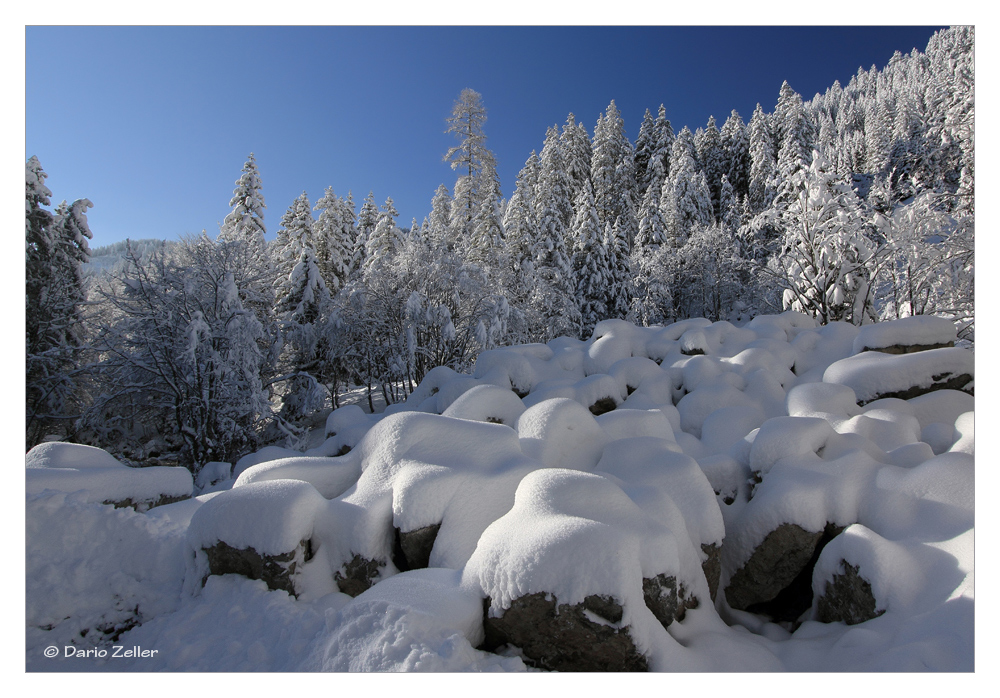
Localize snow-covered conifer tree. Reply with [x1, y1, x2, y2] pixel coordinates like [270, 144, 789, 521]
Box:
[560, 113, 593, 205]
[352, 191, 379, 276]
[591, 101, 637, 246]
[363, 196, 401, 278]
[26, 157, 93, 448]
[570, 179, 608, 337]
[444, 88, 498, 247]
[428, 184, 453, 251]
[748, 104, 778, 215]
[721, 109, 749, 199]
[312, 187, 354, 295]
[272, 192, 315, 285]
[219, 153, 267, 262]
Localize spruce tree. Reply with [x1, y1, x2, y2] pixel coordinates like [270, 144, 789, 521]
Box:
[721, 109, 749, 199]
[747, 104, 777, 214]
[312, 187, 354, 294]
[220, 153, 267, 261]
[26, 158, 93, 448]
[570, 179, 608, 337]
[560, 113, 593, 204]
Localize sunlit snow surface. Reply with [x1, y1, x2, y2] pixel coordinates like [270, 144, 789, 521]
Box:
[26, 313, 973, 672]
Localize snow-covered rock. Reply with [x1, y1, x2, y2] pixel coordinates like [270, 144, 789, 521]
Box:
[26, 442, 193, 510]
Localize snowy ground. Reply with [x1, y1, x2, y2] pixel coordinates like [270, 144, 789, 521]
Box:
[25, 313, 979, 675]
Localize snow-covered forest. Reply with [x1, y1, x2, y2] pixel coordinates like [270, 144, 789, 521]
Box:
[26, 27, 972, 467]
[26, 26, 974, 673]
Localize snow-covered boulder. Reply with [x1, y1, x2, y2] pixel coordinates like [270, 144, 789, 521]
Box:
[26, 442, 193, 511]
[465, 469, 707, 671]
[340, 412, 539, 575]
[441, 383, 526, 426]
[187, 479, 345, 599]
[823, 347, 973, 405]
[851, 315, 957, 355]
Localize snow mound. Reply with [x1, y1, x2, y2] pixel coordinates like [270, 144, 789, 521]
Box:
[26, 312, 975, 672]
[234, 455, 362, 498]
[188, 479, 330, 556]
[516, 397, 608, 471]
[823, 347, 973, 404]
[464, 468, 687, 625]
[341, 411, 538, 570]
[852, 315, 957, 353]
[441, 383, 526, 426]
[25, 441, 193, 507]
[26, 441, 123, 469]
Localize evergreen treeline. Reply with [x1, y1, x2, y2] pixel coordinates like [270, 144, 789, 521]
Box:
[25, 27, 974, 471]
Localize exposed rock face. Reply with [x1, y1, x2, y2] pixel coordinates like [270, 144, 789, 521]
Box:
[817, 561, 885, 625]
[334, 554, 384, 597]
[481, 592, 648, 672]
[701, 542, 722, 602]
[392, 523, 441, 571]
[726, 522, 845, 623]
[105, 493, 190, 512]
[860, 372, 973, 404]
[588, 397, 618, 416]
[642, 574, 698, 628]
[859, 341, 954, 355]
[203, 539, 312, 596]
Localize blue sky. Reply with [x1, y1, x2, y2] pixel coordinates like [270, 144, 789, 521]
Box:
[26, 25, 945, 249]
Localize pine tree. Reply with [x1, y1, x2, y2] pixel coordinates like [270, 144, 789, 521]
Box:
[662, 133, 714, 243]
[428, 183, 453, 251]
[274, 245, 331, 427]
[220, 153, 267, 261]
[352, 191, 379, 276]
[502, 153, 542, 313]
[720, 109, 749, 199]
[748, 104, 777, 214]
[605, 217, 633, 321]
[312, 187, 354, 295]
[26, 157, 93, 448]
[538, 125, 574, 230]
[696, 115, 726, 217]
[273, 192, 315, 284]
[775, 82, 814, 179]
[647, 105, 675, 194]
[470, 175, 505, 269]
[363, 196, 401, 278]
[633, 108, 657, 195]
[560, 113, 593, 204]
[532, 181, 580, 340]
[570, 179, 608, 337]
[632, 182, 670, 326]
[591, 100, 637, 247]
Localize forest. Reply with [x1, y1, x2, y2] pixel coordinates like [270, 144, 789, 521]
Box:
[25, 26, 973, 473]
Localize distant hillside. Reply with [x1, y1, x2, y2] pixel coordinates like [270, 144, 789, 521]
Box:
[85, 239, 173, 277]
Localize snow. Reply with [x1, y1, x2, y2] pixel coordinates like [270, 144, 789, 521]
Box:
[26, 313, 975, 672]
[234, 455, 361, 499]
[823, 347, 974, 404]
[441, 383, 526, 426]
[516, 397, 608, 471]
[851, 314, 957, 353]
[463, 468, 687, 615]
[25, 441, 193, 505]
[187, 479, 330, 555]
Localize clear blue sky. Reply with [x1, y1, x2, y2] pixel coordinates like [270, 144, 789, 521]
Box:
[26, 26, 945, 249]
